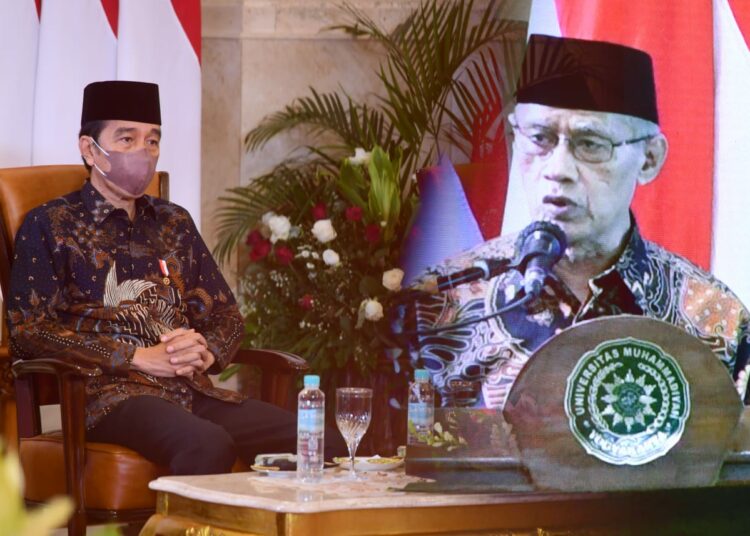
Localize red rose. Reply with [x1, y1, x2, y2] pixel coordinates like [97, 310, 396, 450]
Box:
[345, 206, 363, 222]
[245, 229, 264, 246]
[275, 245, 294, 265]
[364, 223, 381, 243]
[249, 239, 271, 261]
[298, 294, 314, 310]
[311, 203, 327, 221]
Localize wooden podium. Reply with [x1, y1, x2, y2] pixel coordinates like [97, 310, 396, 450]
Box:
[406, 316, 750, 493]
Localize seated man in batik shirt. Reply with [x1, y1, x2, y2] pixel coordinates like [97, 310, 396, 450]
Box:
[8, 81, 342, 474]
[412, 35, 750, 409]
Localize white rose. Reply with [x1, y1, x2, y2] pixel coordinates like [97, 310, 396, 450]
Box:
[260, 211, 276, 238]
[349, 147, 371, 166]
[363, 299, 384, 321]
[322, 249, 340, 266]
[267, 215, 291, 243]
[382, 268, 404, 292]
[261, 211, 276, 226]
[312, 219, 337, 243]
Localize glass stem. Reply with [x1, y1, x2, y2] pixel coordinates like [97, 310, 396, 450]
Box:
[348, 440, 358, 479]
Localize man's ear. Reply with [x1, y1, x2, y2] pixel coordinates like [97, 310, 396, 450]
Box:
[637, 134, 668, 186]
[79, 136, 95, 167]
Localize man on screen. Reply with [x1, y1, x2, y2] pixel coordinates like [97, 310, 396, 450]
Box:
[8, 81, 343, 474]
[412, 34, 750, 408]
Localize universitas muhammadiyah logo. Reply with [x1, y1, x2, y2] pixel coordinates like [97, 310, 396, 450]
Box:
[564, 338, 690, 466]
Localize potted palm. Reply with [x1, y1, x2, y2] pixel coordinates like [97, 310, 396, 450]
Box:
[213, 0, 526, 453]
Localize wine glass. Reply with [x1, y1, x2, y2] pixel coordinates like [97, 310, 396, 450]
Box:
[335, 387, 373, 480]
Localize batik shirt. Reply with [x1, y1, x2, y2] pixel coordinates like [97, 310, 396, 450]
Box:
[413, 224, 750, 408]
[8, 180, 245, 429]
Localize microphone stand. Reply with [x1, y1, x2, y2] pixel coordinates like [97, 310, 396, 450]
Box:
[381, 264, 541, 410]
[404, 291, 535, 337]
[389, 258, 536, 339]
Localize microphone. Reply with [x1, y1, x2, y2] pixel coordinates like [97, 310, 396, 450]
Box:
[514, 221, 567, 297]
[434, 258, 511, 292]
[408, 221, 566, 295]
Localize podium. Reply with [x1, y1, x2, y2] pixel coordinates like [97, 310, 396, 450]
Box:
[406, 316, 750, 492]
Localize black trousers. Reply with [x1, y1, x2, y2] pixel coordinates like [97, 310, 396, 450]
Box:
[87, 393, 347, 475]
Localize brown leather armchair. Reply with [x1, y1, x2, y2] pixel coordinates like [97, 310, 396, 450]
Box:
[0, 165, 308, 536]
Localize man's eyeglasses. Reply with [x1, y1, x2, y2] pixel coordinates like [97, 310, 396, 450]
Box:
[511, 124, 654, 164]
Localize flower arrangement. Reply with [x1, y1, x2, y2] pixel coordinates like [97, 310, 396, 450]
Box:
[214, 1, 526, 379]
[223, 146, 417, 376]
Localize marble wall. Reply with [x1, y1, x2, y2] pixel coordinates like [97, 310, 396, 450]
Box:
[200, 0, 530, 282]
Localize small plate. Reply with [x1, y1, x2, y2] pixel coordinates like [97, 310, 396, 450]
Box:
[332, 455, 404, 471]
[251, 461, 338, 475]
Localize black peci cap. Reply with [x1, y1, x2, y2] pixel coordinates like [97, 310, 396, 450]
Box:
[81, 81, 161, 126]
[516, 34, 659, 124]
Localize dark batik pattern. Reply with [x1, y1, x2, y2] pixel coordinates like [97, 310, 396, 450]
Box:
[413, 223, 750, 408]
[8, 180, 245, 429]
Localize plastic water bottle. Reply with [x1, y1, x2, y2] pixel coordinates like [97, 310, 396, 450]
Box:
[407, 369, 435, 446]
[297, 374, 325, 481]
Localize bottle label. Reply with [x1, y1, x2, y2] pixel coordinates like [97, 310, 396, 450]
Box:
[408, 402, 434, 427]
[298, 408, 324, 433]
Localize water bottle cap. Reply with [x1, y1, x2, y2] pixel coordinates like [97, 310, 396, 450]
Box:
[415, 369, 430, 382]
[303, 375, 320, 388]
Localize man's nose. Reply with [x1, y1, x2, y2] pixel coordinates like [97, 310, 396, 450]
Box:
[542, 138, 578, 182]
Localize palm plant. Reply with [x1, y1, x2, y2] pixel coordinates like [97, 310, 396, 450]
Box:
[214, 0, 526, 265]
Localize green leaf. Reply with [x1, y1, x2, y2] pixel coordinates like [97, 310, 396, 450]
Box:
[337, 160, 368, 208]
[218, 363, 243, 382]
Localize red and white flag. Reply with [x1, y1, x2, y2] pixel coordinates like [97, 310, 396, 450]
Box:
[501, 0, 750, 307]
[0, 1, 40, 167]
[31, 0, 118, 165]
[117, 0, 202, 227]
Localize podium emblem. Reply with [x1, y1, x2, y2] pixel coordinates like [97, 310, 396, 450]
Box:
[564, 337, 690, 465]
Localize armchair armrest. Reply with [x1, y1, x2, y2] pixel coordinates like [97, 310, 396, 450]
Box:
[13, 357, 98, 450]
[12, 356, 97, 531]
[232, 348, 309, 373]
[12, 357, 103, 379]
[231, 349, 308, 411]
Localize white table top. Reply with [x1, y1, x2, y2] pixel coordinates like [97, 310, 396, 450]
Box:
[149, 469, 550, 514]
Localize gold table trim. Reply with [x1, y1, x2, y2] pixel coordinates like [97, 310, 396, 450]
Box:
[140, 490, 626, 536]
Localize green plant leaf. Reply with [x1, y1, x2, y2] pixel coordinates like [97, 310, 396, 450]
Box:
[337, 160, 368, 208]
[218, 363, 243, 382]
